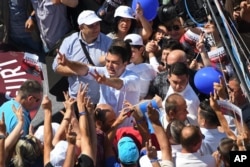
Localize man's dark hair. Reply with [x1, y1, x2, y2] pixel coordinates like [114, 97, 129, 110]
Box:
[168, 62, 189, 76]
[166, 120, 185, 144]
[161, 38, 184, 51]
[108, 39, 132, 62]
[199, 100, 220, 126]
[18, 80, 43, 99]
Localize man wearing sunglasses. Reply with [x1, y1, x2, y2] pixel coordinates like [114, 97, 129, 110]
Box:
[0, 79, 43, 136]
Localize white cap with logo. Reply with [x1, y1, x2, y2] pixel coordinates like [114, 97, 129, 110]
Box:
[124, 34, 143, 46]
[114, 5, 135, 19]
[77, 10, 102, 25]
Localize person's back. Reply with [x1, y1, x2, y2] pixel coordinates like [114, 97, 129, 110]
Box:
[197, 100, 227, 155]
[175, 125, 216, 167]
[30, 0, 77, 51]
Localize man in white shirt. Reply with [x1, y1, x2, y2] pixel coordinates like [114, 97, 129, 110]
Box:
[163, 62, 200, 122]
[176, 125, 216, 167]
[55, 39, 140, 127]
[197, 100, 227, 155]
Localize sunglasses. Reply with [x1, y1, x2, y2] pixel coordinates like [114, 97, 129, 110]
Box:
[166, 25, 181, 31]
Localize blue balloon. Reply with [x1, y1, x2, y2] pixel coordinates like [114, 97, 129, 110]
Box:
[194, 67, 222, 95]
[132, 0, 159, 21]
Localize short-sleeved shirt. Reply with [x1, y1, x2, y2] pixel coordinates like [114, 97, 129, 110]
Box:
[52, 32, 112, 104]
[0, 99, 31, 135]
[30, 0, 72, 50]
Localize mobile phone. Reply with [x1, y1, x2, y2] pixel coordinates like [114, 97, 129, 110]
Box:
[124, 108, 134, 117]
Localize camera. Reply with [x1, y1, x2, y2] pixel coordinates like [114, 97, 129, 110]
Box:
[157, 0, 208, 26]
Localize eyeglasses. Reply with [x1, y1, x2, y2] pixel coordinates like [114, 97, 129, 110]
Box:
[166, 25, 181, 31]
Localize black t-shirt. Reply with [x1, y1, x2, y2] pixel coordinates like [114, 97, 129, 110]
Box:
[75, 154, 94, 167]
[45, 154, 94, 167]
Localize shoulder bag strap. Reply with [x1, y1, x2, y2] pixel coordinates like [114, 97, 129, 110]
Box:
[79, 38, 95, 66]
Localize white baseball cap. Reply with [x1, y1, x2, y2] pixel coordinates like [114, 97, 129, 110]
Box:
[34, 122, 60, 143]
[124, 34, 143, 46]
[50, 140, 68, 167]
[77, 10, 102, 25]
[114, 5, 135, 19]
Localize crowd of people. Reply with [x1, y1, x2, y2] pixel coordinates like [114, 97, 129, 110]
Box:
[1, 0, 250, 167]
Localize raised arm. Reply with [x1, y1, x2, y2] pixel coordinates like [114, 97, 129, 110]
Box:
[63, 124, 77, 167]
[0, 113, 6, 167]
[89, 69, 124, 90]
[4, 106, 24, 161]
[42, 95, 53, 165]
[147, 102, 172, 163]
[123, 100, 150, 147]
[77, 84, 96, 164]
[209, 92, 237, 140]
[52, 91, 76, 146]
[135, 3, 153, 41]
[146, 139, 161, 167]
[55, 50, 89, 76]
[195, 32, 212, 67]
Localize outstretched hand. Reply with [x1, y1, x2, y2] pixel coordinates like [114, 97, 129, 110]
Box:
[240, 1, 250, 23]
[146, 139, 157, 160]
[76, 83, 89, 112]
[147, 102, 159, 124]
[41, 95, 52, 111]
[209, 91, 220, 112]
[135, 2, 144, 19]
[12, 105, 24, 123]
[63, 91, 76, 111]
[57, 49, 69, 66]
[213, 76, 227, 100]
[89, 69, 106, 84]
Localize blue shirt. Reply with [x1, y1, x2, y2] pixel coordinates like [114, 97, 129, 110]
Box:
[0, 99, 31, 135]
[52, 32, 112, 104]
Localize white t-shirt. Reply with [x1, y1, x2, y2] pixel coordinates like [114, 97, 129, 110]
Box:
[127, 63, 156, 98]
[175, 152, 216, 167]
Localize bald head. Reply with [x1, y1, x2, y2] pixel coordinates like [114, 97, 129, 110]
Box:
[167, 49, 187, 65]
[180, 125, 203, 152]
[96, 104, 114, 111]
